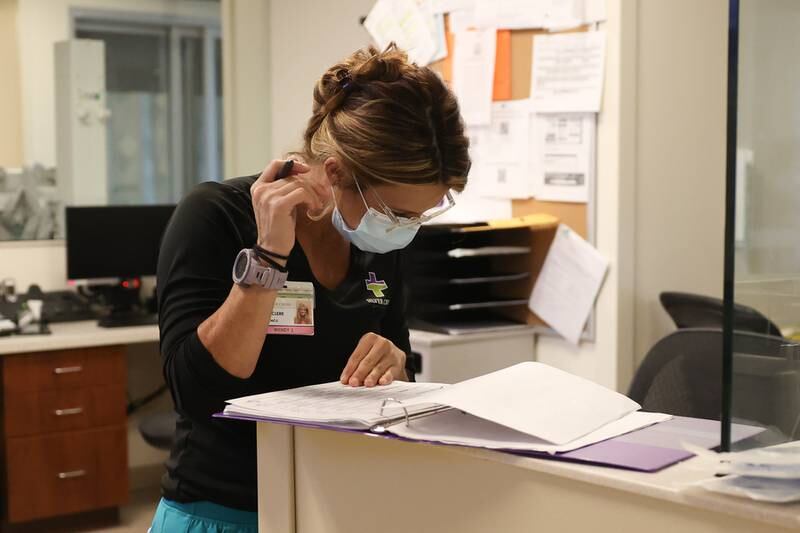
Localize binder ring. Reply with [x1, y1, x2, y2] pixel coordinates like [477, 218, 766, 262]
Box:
[380, 397, 411, 426]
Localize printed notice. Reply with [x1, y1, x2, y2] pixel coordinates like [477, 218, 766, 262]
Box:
[530, 31, 607, 112]
[528, 225, 608, 344]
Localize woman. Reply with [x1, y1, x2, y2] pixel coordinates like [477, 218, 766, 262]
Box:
[294, 301, 312, 325]
[150, 44, 470, 532]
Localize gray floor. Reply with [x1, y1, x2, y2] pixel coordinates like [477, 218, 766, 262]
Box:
[87, 486, 161, 532]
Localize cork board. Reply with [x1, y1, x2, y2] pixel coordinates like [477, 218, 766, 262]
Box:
[431, 22, 592, 239]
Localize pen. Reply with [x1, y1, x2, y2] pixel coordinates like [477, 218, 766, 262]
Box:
[275, 159, 295, 180]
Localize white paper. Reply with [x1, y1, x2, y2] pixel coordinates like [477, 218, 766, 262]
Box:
[584, 0, 607, 23]
[448, 7, 476, 33]
[225, 381, 445, 428]
[430, 0, 474, 14]
[528, 225, 609, 344]
[700, 476, 800, 504]
[390, 409, 670, 453]
[417, 0, 448, 62]
[542, 0, 585, 30]
[531, 112, 595, 202]
[530, 31, 607, 112]
[408, 362, 640, 445]
[469, 100, 536, 199]
[473, 0, 545, 30]
[429, 188, 512, 224]
[452, 28, 496, 125]
[364, 0, 438, 66]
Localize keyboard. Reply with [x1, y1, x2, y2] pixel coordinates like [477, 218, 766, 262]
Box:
[41, 291, 100, 323]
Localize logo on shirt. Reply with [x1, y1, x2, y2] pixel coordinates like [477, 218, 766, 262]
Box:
[365, 272, 390, 305]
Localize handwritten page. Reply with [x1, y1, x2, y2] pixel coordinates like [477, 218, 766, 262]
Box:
[530, 31, 607, 112]
[225, 381, 445, 428]
[528, 225, 608, 344]
[452, 27, 497, 125]
[531, 113, 595, 202]
[364, 0, 438, 66]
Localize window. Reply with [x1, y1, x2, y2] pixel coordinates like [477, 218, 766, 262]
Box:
[75, 16, 222, 205]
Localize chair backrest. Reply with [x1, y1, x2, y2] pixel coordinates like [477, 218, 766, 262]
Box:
[659, 291, 783, 338]
[628, 328, 791, 419]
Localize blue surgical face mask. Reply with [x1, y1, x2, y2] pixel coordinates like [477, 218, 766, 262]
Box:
[330, 186, 420, 254]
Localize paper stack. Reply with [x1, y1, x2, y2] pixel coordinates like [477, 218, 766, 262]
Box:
[692, 441, 800, 503]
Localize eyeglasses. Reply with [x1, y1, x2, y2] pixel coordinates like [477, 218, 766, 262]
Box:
[351, 175, 456, 232]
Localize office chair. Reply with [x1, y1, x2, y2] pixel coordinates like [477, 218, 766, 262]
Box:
[659, 291, 783, 338]
[138, 410, 178, 450]
[628, 328, 791, 419]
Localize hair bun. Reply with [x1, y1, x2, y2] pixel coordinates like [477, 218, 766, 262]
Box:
[351, 44, 409, 84]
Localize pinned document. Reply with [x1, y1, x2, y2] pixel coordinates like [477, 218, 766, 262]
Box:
[364, 0, 438, 65]
[530, 31, 607, 113]
[473, 0, 545, 30]
[452, 28, 497, 125]
[528, 225, 608, 344]
[470, 100, 535, 199]
[531, 113, 595, 203]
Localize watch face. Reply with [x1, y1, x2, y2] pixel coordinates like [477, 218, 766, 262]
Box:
[234, 250, 249, 280]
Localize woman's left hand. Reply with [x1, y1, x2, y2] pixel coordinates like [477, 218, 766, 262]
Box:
[340, 332, 408, 387]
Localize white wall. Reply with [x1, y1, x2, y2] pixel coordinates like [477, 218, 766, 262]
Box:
[631, 0, 728, 365]
[0, 0, 23, 167]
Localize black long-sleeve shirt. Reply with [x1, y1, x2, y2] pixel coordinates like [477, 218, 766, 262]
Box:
[156, 175, 413, 511]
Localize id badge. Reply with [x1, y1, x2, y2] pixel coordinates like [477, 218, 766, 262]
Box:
[268, 281, 315, 336]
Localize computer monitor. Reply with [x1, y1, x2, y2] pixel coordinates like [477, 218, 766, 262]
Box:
[66, 205, 175, 284]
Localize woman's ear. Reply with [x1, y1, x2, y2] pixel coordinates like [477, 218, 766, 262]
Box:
[322, 157, 344, 187]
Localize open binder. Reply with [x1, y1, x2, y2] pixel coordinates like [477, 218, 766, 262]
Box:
[220, 362, 670, 455]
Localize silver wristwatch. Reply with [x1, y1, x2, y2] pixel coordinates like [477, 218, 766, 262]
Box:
[232, 248, 288, 289]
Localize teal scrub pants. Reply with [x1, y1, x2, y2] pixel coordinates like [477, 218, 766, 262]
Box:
[149, 497, 258, 533]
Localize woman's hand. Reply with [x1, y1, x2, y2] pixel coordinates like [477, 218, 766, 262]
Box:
[250, 159, 322, 257]
[340, 332, 408, 387]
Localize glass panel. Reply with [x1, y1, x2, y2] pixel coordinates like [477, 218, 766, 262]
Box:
[215, 37, 224, 180]
[76, 28, 172, 205]
[727, 0, 800, 451]
[180, 34, 206, 192]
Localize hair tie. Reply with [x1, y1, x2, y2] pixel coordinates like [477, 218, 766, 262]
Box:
[337, 71, 356, 95]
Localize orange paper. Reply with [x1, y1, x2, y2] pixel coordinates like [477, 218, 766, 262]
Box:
[442, 28, 454, 84]
[493, 30, 512, 101]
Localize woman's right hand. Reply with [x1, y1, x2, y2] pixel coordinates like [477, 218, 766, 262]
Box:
[250, 159, 321, 258]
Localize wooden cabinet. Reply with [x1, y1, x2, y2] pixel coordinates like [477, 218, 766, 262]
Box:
[1, 346, 129, 524]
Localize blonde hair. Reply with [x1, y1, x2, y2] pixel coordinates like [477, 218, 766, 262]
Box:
[302, 44, 470, 192]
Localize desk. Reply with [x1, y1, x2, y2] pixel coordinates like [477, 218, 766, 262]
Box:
[0, 321, 159, 526]
[256, 422, 800, 533]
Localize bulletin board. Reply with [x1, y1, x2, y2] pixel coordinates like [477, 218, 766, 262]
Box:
[430, 21, 593, 240]
[429, 21, 598, 334]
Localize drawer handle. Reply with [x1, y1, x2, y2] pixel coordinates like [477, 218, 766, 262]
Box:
[57, 469, 87, 480]
[53, 365, 83, 375]
[53, 407, 84, 416]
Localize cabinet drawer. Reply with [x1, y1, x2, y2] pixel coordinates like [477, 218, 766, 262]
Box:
[5, 425, 129, 523]
[2, 346, 126, 393]
[4, 384, 126, 437]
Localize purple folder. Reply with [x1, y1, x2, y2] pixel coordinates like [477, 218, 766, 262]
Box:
[214, 411, 763, 473]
